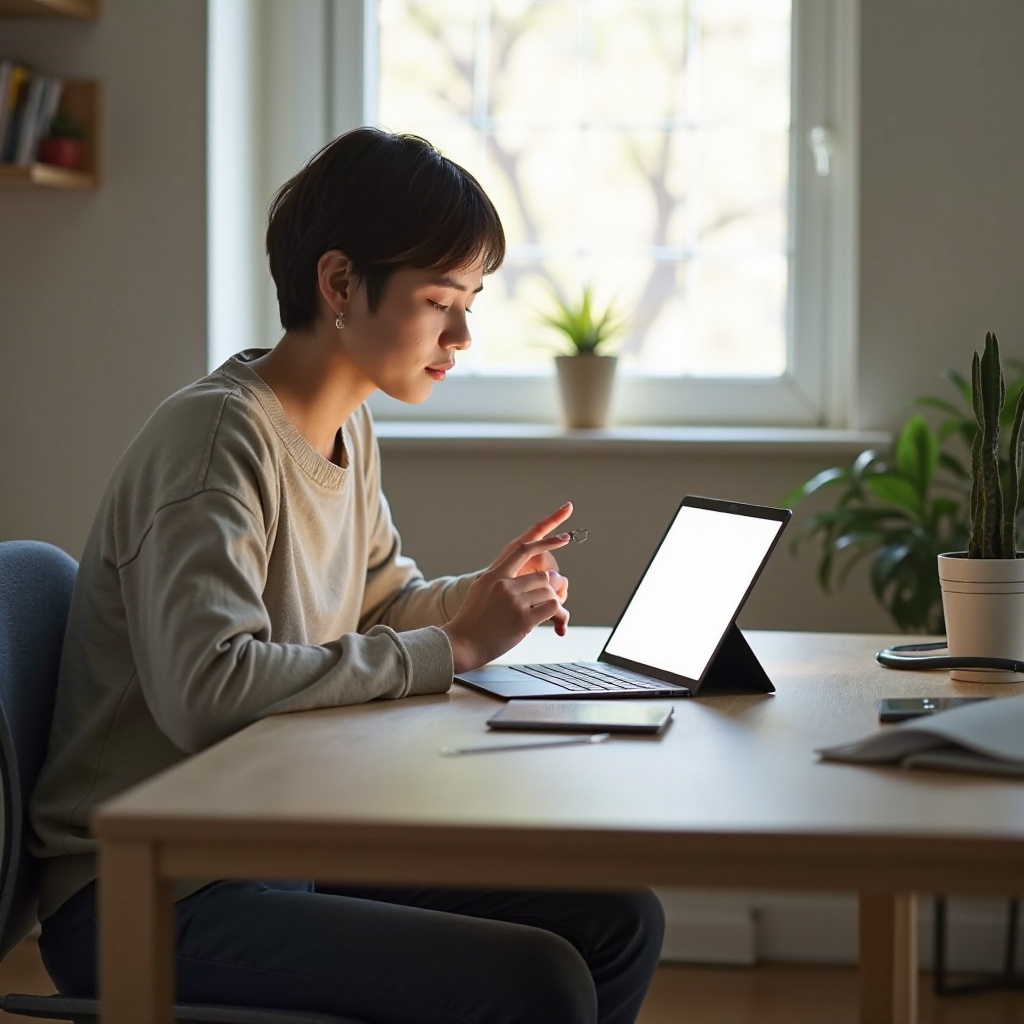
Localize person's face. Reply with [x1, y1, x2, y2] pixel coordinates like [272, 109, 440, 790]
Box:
[341, 257, 484, 404]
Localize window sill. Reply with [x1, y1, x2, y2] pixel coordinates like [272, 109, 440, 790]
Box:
[374, 422, 891, 458]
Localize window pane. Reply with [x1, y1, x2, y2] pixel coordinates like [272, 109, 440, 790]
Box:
[376, 0, 792, 379]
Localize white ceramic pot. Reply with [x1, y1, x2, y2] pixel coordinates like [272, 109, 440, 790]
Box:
[937, 552, 1024, 682]
[554, 354, 618, 429]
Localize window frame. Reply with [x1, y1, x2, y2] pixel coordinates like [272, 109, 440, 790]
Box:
[210, 0, 859, 428]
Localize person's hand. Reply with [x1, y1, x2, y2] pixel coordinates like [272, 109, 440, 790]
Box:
[488, 500, 573, 622]
[442, 504, 575, 673]
[514, 502, 572, 606]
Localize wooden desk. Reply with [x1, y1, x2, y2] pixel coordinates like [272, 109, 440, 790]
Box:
[94, 629, 1024, 1024]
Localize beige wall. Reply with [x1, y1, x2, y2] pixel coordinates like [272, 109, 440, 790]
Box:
[377, 438, 892, 631]
[2, 0, 1022, 636]
[0, 1, 207, 548]
[858, 0, 1024, 429]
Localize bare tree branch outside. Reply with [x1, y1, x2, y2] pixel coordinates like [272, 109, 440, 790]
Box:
[376, 0, 791, 378]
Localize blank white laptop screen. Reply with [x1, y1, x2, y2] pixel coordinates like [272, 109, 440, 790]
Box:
[603, 504, 786, 681]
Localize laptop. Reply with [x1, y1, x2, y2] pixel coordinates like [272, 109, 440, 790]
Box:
[455, 495, 792, 700]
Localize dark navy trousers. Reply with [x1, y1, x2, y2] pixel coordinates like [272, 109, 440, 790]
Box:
[39, 879, 665, 1023]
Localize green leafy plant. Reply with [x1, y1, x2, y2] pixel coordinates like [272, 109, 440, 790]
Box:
[45, 110, 85, 141]
[785, 333, 1024, 633]
[539, 284, 625, 356]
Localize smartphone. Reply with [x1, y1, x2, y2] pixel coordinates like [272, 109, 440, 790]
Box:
[877, 697, 992, 723]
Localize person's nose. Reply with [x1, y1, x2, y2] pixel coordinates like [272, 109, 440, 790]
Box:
[443, 310, 472, 351]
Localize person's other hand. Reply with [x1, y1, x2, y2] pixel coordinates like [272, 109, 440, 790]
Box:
[441, 504, 574, 673]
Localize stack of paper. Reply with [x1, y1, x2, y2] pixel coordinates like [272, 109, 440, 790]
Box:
[818, 695, 1024, 777]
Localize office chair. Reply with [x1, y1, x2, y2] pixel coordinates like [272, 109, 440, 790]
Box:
[0, 540, 370, 1024]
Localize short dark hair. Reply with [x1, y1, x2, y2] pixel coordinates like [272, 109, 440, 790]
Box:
[266, 128, 506, 331]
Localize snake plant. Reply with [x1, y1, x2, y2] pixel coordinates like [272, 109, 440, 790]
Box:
[785, 333, 1024, 632]
[968, 332, 1024, 558]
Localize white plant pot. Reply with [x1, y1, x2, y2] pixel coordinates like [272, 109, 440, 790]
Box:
[938, 552, 1024, 682]
[554, 354, 618, 429]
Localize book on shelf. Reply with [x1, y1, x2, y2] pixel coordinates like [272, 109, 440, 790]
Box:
[0, 63, 64, 167]
[0, 59, 32, 162]
[0, 63, 11, 151]
[11, 75, 45, 164]
[817, 693, 1024, 778]
[24, 76, 63, 164]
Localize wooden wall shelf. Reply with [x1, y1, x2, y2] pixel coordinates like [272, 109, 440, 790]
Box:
[0, 80, 100, 189]
[0, 0, 98, 19]
[0, 160, 94, 187]
[0, 0, 101, 188]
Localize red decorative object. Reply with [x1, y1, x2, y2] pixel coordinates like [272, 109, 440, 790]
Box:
[38, 137, 83, 171]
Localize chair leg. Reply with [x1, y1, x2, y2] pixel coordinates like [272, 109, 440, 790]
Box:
[1004, 899, 1020, 977]
[933, 896, 949, 995]
[934, 895, 1024, 996]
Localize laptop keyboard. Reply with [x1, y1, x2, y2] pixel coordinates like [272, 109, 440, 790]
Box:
[511, 662, 673, 693]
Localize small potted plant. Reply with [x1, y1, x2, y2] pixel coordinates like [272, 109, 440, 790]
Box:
[539, 283, 625, 429]
[938, 332, 1024, 681]
[37, 110, 86, 171]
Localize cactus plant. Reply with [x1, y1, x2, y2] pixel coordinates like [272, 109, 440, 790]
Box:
[968, 333, 1024, 558]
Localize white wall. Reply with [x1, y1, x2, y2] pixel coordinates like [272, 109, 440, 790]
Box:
[2, 0, 1023, 634]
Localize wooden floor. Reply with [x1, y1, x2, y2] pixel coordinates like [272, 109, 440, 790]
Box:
[641, 963, 1024, 1023]
[3, 937, 1024, 1023]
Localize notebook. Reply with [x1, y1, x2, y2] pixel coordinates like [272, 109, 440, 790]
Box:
[455, 495, 792, 700]
[817, 694, 1024, 778]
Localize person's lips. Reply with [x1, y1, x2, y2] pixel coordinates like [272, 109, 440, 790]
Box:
[426, 362, 454, 381]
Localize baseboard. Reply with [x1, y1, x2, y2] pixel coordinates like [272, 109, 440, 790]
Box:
[656, 889, 1022, 972]
[655, 890, 756, 965]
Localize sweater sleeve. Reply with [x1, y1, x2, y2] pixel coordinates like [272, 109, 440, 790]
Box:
[358, 487, 480, 632]
[119, 487, 453, 754]
[354, 414, 480, 631]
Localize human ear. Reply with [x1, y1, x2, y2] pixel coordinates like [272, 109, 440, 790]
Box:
[316, 250, 354, 311]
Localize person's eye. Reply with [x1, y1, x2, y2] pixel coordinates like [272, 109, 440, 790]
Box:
[429, 300, 449, 312]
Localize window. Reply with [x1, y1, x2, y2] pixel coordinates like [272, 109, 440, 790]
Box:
[209, 0, 857, 427]
[377, 0, 791, 383]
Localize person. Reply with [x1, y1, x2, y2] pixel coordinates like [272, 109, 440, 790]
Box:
[29, 127, 664, 1024]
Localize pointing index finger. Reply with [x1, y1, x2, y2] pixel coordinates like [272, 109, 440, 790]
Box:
[494, 533, 572, 579]
[521, 502, 574, 544]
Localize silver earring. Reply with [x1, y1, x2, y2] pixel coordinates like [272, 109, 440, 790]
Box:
[335, 311, 346, 330]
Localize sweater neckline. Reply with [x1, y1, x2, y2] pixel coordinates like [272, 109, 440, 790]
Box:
[221, 350, 350, 489]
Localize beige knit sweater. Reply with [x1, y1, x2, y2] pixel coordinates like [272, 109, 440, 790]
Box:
[30, 352, 474, 920]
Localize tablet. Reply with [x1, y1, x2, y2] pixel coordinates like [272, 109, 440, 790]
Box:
[487, 700, 674, 734]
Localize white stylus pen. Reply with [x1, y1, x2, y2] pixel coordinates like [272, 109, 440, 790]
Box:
[440, 732, 611, 756]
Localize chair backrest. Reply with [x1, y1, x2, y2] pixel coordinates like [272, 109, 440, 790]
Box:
[0, 540, 77, 959]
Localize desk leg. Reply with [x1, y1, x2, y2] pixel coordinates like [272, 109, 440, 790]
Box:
[99, 839, 174, 1024]
[858, 892, 918, 1024]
